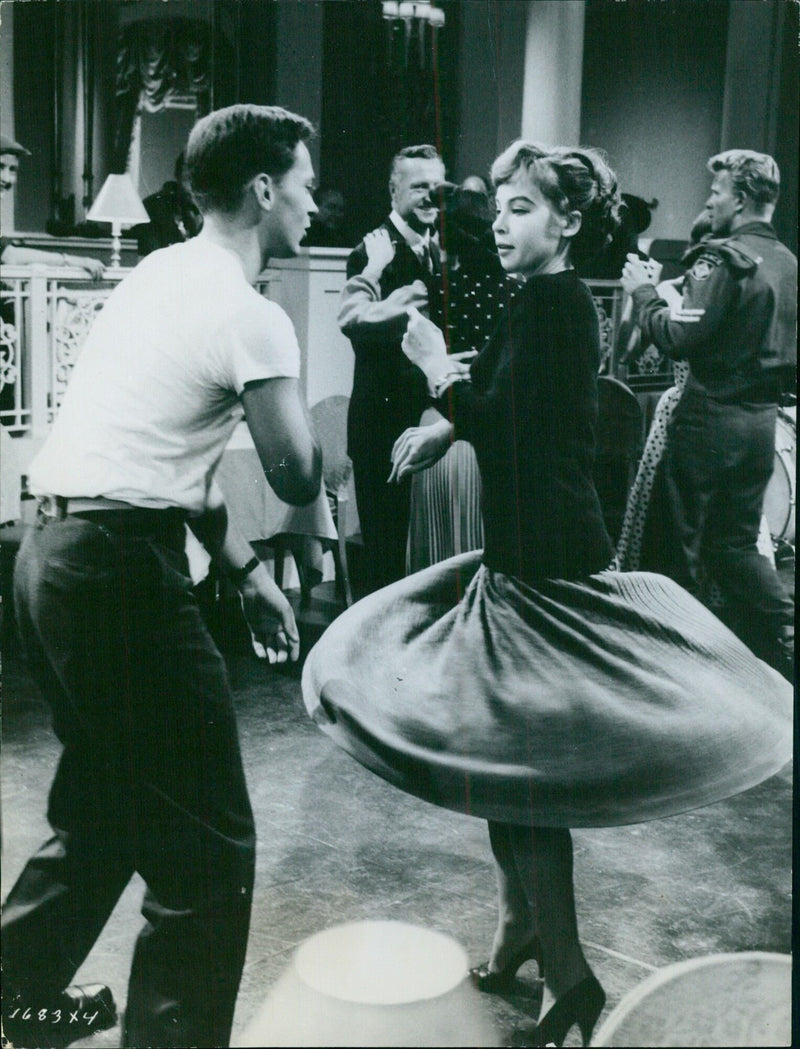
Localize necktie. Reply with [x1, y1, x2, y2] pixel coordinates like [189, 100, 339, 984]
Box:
[419, 238, 441, 277]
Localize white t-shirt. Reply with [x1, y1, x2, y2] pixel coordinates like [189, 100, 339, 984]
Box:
[30, 237, 301, 511]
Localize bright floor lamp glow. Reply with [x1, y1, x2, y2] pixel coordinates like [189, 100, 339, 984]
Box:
[86, 174, 149, 269]
[235, 920, 500, 1047]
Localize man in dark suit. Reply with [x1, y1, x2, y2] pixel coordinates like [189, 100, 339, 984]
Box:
[340, 145, 446, 592]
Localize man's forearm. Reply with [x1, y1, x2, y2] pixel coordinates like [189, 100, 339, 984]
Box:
[338, 274, 413, 338]
[187, 483, 259, 576]
[632, 284, 699, 360]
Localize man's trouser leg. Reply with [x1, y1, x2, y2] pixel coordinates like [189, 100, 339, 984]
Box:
[701, 401, 794, 661]
[351, 448, 412, 592]
[4, 513, 256, 1048]
[661, 388, 718, 594]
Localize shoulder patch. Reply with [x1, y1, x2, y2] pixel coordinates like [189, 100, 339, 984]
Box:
[689, 254, 721, 281]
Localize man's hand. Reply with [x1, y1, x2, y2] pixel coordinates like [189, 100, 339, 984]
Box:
[389, 417, 453, 482]
[620, 253, 662, 294]
[239, 563, 300, 663]
[384, 280, 429, 314]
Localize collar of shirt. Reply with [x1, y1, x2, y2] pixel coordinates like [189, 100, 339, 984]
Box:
[730, 220, 778, 241]
[389, 210, 439, 258]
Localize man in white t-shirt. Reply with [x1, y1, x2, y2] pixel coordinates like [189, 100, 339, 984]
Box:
[2, 105, 322, 1049]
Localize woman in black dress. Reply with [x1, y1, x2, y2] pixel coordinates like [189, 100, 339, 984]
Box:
[303, 143, 791, 1046]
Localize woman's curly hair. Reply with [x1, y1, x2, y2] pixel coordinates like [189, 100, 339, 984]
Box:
[491, 141, 622, 268]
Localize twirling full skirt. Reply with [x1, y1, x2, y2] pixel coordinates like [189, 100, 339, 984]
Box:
[302, 552, 792, 828]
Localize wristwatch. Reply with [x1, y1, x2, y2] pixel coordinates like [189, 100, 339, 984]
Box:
[229, 555, 261, 587]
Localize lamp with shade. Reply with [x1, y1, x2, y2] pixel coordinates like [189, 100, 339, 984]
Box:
[235, 920, 500, 1047]
[86, 174, 150, 269]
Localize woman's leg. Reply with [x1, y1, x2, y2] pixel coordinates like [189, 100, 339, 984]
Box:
[486, 821, 538, 970]
[507, 827, 606, 1045]
[510, 826, 592, 1014]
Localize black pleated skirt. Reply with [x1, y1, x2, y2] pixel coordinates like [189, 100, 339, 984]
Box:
[302, 553, 792, 828]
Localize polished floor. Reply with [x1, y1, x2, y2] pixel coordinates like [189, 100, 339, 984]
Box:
[1, 584, 794, 1048]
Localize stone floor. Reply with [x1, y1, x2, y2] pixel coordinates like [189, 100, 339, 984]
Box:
[1, 584, 794, 1048]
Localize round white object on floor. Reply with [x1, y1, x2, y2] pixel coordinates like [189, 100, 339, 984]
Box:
[592, 951, 791, 1047]
[235, 920, 501, 1047]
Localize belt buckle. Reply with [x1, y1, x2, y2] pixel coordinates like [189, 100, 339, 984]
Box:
[38, 495, 66, 520]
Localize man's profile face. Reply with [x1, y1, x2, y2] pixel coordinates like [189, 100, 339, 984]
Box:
[390, 156, 445, 231]
[1, 153, 20, 195]
[265, 141, 318, 259]
[706, 170, 740, 236]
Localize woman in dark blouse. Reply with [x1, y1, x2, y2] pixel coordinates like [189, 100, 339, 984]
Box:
[302, 143, 791, 1046]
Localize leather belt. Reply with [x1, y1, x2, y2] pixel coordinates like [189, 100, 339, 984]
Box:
[37, 495, 172, 519]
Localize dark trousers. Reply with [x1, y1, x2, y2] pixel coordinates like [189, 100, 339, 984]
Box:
[3, 511, 256, 1048]
[662, 388, 793, 659]
[350, 417, 413, 593]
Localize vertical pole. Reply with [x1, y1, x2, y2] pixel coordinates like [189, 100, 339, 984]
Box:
[82, 0, 95, 208]
[51, 2, 63, 224]
[28, 268, 50, 440]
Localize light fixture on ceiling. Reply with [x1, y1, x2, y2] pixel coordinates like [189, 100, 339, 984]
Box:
[382, 1, 445, 29]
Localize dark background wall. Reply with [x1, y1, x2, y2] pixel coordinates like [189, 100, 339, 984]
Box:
[318, 0, 460, 237]
[581, 0, 798, 252]
[581, 0, 730, 243]
[9, 0, 799, 253]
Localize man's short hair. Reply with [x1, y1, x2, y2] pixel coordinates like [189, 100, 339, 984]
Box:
[186, 104, 315, 213]
[707, 149, 780, 209]
[389, 144, 442, 180]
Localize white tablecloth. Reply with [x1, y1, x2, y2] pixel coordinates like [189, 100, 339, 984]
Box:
[215, 425, 336, 543]
[185, 426, 337, 587]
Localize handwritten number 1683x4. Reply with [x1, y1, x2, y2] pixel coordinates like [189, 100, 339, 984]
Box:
[5, 1007, 102, 1025]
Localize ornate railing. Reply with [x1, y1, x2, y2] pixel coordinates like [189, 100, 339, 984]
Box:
[1, 262, 649, 509]
[1, 266, 126, 437]
[586, 277, 674, 391]
[0, 264, 274, 439]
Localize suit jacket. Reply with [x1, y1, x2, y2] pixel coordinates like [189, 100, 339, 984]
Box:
[343, 219, 445, 461]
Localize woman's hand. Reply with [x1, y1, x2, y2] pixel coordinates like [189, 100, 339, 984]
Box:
[66, 255, 105, 282]
[239, 563, 300, 663]
[363, 228, 395, 278]
[388, 417, 453, 483]
[401, 307, 449, 384]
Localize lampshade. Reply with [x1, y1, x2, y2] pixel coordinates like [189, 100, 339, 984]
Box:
[235, 920, 500, 1047]
[87, 174, 149, 226]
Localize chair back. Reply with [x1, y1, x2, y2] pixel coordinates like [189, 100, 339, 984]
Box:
[310, 395, 351, 492]
[594, 376, 644, 544]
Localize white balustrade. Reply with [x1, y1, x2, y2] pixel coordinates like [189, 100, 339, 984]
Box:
[0, 253, 630, 503]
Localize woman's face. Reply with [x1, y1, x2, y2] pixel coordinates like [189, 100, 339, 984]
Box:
[492, 170, 575, 278]
[0, 153, 20, 195]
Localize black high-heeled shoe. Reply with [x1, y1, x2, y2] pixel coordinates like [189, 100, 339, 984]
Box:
[468, 935, 544, 993]
[532, 973, 606, 1047]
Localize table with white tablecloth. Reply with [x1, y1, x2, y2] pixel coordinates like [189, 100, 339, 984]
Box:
[186, 425, 337, 588]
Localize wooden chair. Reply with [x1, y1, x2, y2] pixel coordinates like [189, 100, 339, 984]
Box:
[594, 376, 645, 545]
[0, 429, 34, 641]
[267, 395, 354, 609]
